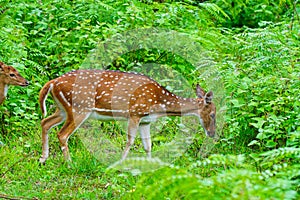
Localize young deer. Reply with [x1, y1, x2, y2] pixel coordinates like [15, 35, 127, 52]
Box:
[0, 62, 29, 104]
[39, 70, 216, 163]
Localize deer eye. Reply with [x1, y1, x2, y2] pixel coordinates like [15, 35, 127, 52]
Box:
[210, 113, 215, 119]
[10, 73, 16, 77]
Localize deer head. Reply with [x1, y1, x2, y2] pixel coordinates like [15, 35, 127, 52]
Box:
[0, 62, 29, 104]
[195, 84, 216, 137]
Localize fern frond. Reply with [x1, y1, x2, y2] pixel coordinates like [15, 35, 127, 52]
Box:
[94, 1, 114, 11]
[190, 154, 246, 170]
[261, 163, 300, 181]
[198, 2, 230, 22]
[260, 147, 300, 159]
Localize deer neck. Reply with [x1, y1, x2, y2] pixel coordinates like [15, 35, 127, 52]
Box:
[0, 82, 8, 104]
[155, 95, 199, 117]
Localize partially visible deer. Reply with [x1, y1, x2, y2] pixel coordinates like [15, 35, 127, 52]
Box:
[0, 62, 29, 104]
[39, 70, 216, 163]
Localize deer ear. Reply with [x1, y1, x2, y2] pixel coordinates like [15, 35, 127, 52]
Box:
[205, 91, 213, 104]
[196, 84, 206, 98]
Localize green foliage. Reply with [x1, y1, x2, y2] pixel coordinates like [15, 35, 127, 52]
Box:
[220, 23, 300, 150]
[0, 0, 227, 134]
[128, 150, 299, 199]
[213, 0, 294, 27]
[0, 0, 299, 199]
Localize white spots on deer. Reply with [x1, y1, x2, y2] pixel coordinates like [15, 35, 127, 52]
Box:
[53, 69, 185, 117]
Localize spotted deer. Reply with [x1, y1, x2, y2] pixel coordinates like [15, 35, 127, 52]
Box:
[39, 70, 216, 163]
[0, 62, 29, 105]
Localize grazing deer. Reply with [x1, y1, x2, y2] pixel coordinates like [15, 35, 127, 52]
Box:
[0, 62, 29, 105]
[39, 70, 216, 163]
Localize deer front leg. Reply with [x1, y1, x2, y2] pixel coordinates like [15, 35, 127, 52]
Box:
[121, 117, 140, 161]
[139, 123, 151, 159]
[40, 110, 65, 164]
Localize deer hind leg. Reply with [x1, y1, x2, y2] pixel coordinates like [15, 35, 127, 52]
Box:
[57, 112, 90, 162]
[40, 109, 65, 163]
[121, 117, 140, 161]
[139, 123, 151, 159]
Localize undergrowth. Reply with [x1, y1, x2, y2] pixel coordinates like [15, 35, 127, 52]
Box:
[0, 0, 299, 199]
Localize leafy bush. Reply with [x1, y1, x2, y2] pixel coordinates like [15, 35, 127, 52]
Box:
[128, 149, 299, 199]
[0, 0, 227, 136]
[219, 22, 300, 150]
[0, 0, 299, 199]
[213, 0, 294, 27]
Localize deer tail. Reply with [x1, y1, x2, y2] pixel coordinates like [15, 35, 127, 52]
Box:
[39, 81, 54, 117]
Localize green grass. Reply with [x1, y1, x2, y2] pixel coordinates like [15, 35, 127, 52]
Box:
[1, 123, 297, 199]
[0, 119, 246, 199]
[0, 132, 135, 199]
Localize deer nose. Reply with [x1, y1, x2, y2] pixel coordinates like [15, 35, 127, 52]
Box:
[23, 80, 29, 86]
[206, 131, 215, 138]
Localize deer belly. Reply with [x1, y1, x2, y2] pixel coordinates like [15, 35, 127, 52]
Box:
[140, 114, 159, 123]
[89, 109, 128, 121]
